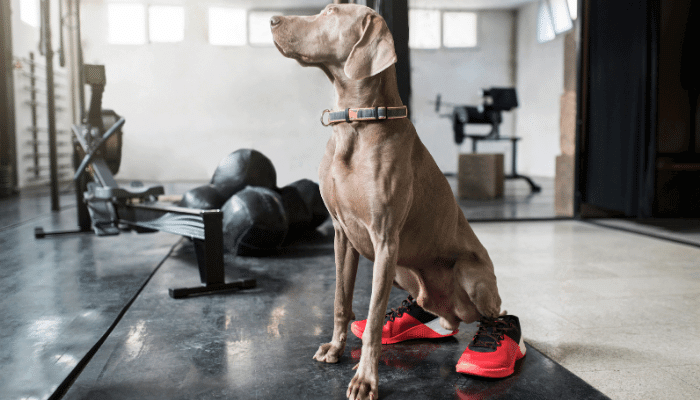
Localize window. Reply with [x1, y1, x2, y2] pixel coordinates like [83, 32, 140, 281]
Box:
[443, 12, 477, 48]
[108, 3, 147, 45]
[537, 0, 574, 43]
[249, 11, 277, 46]
[19, 0, 39, 28]
[410, 10, 478, 49]
[536, 1, 556, 43]
[548, 0, 573, 34]
[409, 9, 440, 49]
[149, 6, 185, 43]
[567, 0, 578, 20]
[209, 7, 247, 46]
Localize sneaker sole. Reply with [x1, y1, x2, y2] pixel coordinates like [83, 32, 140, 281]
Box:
[351, 319, 458, 345]
[455, 336, 527, 378]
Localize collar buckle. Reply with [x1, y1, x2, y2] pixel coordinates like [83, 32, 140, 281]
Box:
[320, 109, 332, 127]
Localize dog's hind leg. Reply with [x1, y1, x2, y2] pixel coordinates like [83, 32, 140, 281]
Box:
[313, 221, 360, 364]
[448, 216, 503, 320]
[454, 253, 502, 319]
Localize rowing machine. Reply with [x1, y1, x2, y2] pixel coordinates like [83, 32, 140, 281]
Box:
[35, 64, 255, 298]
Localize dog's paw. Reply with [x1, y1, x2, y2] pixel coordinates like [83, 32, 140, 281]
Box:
[346, 368, 378, 400]
[313, 342, 345, 364]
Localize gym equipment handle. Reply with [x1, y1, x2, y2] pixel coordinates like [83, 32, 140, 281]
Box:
[73, 117, 125, 182]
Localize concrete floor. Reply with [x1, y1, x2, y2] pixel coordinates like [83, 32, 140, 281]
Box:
[448, 175, 556, 221]
[592, 218, 700, 247]
[473, 221, 700, 399]
[2, 187, 699, 399]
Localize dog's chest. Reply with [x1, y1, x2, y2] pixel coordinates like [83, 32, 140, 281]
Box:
[318, 128, 379, 256]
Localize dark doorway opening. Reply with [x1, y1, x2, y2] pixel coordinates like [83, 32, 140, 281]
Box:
[577, 0, 700, 218]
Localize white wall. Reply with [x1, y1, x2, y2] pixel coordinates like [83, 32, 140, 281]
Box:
[81, 1, 522, 185]
[74, 0, 562, 188]
[80, 0, 332, 188]
[513, 1, 564, 177]
[411, 10, 516, 174]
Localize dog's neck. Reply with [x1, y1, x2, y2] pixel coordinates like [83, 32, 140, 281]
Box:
[329, 64, 403, 110]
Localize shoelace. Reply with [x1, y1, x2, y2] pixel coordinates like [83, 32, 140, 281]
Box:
[384, 296, 415, 323]
[470, 317, 516, 350]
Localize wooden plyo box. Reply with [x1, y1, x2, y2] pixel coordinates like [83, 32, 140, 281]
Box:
[458, 153, 504, 199]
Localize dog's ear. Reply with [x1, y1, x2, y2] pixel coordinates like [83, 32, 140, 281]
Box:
[344, 13, 397, 80]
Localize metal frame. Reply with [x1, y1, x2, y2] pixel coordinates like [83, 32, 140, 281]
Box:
[438, 88, 541, 194]
[114, 202, 256, 299]
[39, 0, 61, 211]
[34, 62, 255, 298]
[468, 135, 542, 193]
[36, 116, 256, 298]
[0, 0, 18, 196]
[35, 128, 256, 298]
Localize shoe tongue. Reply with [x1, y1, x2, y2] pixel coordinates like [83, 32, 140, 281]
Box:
[468, 321, 502, 353]
[384, 298, 414, 322]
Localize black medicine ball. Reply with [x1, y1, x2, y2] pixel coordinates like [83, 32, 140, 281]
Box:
[210, 149, 277, 200]
[180, 184, 226, 210]
[221, 186, 288, 254]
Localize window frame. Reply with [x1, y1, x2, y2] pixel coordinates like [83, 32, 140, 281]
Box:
[409, 8, 480, 51]
[442, 11, 479, 49]
[409, 9, 442, 50]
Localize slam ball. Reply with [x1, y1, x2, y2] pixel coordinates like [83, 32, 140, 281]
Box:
[221, 186, 288, 254]
[210, 149, 277, 200]
[278, 185, 313, 232]
[287, 179, 329, 229]
[180, 184, 226, 210]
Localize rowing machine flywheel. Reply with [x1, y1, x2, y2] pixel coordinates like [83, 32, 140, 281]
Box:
[72, 109, 123, 175]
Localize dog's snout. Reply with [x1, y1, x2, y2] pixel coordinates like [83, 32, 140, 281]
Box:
[270, 16, 281, 27]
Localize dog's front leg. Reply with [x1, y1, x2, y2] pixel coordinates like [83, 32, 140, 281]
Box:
[314, 221, 359, 364]
[347, 236, 398, 400]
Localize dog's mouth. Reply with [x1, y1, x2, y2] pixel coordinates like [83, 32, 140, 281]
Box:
[273, 40, 289, 57]
[272, 34, 334, 82]
[273, 40, 316, 66]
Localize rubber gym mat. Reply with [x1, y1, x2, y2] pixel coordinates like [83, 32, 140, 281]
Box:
[62, 235, 609, 400]
[0, 201, 180, 400]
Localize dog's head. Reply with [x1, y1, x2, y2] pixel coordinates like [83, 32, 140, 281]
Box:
[270, 4, 397, 81]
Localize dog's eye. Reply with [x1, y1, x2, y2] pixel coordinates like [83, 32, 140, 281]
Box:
[325, 8, 335, 15]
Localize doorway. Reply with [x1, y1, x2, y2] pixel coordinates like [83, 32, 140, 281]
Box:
[408, 0, 577, 221]
[577, 0, 700, 218]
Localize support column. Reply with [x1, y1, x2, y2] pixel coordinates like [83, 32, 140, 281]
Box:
[555, 30, 577, 217]
[0, 0, 17, 197]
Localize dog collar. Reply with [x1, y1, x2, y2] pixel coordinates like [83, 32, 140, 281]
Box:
[321, 106, 407, 126]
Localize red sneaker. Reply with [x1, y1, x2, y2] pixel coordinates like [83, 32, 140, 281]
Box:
[456, 315, 526, 378]
[351, 296, 458, 344]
